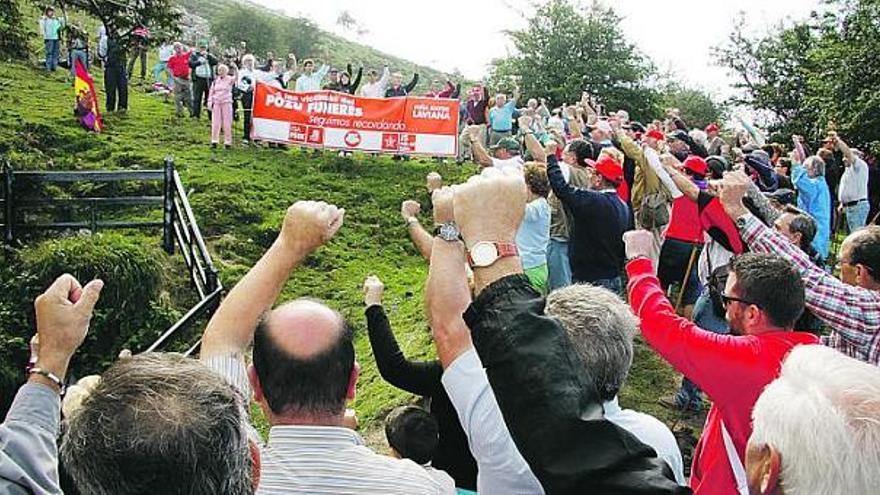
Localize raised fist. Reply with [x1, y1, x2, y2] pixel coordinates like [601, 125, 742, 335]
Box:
[280, 201, 345, 255]
[453, 167, 527, 247]
[363, 275, 385, 307]
[426, 172, 443, 194]
[401, 200, 421, 222]
[622, 230, 654, 261]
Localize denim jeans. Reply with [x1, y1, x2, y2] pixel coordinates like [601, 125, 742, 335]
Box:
[69, 49, 88, 77]
[845, 200, 870, 233]
[675, 287, 729, 409]
[153, 61, 173, 87]
[547, 239, 572, 291]
[592, 276, 622, 295]
[44, 39, 60, 71]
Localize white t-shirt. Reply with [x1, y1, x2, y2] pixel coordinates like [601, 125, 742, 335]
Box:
[491, 155, 524, 172]
[838, 157, 869, 203]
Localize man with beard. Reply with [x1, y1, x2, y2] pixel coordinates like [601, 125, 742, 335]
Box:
[623, 226, 819, 494]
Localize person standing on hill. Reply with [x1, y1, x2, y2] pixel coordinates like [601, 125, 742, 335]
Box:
[167, 42, 193, 118]
[103, 36, 128, 113]
[385, 72, 419, 97]
[236, 54, 258, 145]
[295, 58, 330, 92]
[337, 65, 363, 95]
[126, 26, 150, 81]
[39, 7, 64, 72]
[360, 66, 390, 97]
[207, 64, 235, 149]
[189, 41, 218, 120]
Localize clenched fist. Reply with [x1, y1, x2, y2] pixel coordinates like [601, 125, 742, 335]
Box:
[426, 172, 443, 194]
[280, 201, 345, 256]
[363, 275, 385, 307]
[401, 200, 421, 222]
[34, 274, 104, 382]
[453, 167, 527, 247]
[622, 230, 654, 261]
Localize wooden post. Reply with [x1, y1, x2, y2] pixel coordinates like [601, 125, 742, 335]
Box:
[3, 160, 13, 245]
[163, 157, 174, 254]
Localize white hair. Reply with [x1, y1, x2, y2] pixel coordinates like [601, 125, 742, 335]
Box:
[749, 345, 880, 494]
[804, 155, 826, 176]
[689, 129, 708, 149]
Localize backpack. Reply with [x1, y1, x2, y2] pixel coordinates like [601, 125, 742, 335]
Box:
[636, 191, 670, 230]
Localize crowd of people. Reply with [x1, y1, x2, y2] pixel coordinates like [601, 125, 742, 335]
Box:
[12, 5, 880, 495]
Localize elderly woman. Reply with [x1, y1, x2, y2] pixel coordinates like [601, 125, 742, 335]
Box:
[792, 155, 831, 263]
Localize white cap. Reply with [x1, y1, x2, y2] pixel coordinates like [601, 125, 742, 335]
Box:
[615, 110, 630, 122]
[592, 120, 612, 134]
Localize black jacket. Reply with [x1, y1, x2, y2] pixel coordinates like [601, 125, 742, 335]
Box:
[365, 306, 478, 490]
[464, 275, 689, 494]
[385, 73, 419, 97]
[188, 51, 218, 80]
[546, 154, 630, 282]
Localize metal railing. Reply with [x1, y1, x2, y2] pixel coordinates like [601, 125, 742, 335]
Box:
[1, 157, 221, 355]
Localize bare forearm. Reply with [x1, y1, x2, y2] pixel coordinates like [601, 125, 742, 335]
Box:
[667, 168, 699, 201]
[473, 141, 493, 167]
[407, 220, 434, 260]
[426, 239, 473, 368]
[201, 240, 303, 357]
[523, 132, 546, 163]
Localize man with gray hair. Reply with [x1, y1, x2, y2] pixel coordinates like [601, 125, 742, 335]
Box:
[791, 150, 831, 262]
[61, 353, 256, 495]
[546, 284, 686, 484]
[746, 345, 880, 494]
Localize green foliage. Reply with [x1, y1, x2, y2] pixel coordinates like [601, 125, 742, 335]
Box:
[658, 83, 726, 130]
[716, 0, 880, 152]
[0, 0, 30, 60]
[491, 0, 659, 120]
[58, 0, 181, 42]
[210, 5, 321, 60]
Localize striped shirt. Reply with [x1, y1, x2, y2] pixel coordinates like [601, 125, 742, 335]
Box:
[739, 214, 880, 364]
[202, 356, 445, 494]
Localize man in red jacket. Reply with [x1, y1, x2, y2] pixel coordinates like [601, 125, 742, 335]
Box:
[623, 229, 819, 494]
[166, 42, 193, 118]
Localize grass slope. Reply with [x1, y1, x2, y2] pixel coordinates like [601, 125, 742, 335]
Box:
[0, 62, 687, 448]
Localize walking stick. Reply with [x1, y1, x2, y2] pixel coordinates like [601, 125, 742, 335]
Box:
[675, 244, 699, 314]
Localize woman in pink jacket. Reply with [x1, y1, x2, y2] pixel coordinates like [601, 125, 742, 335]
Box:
[207, 64, 235, 148]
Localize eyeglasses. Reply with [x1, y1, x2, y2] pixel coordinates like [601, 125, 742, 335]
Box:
[720, 293, 763, 309]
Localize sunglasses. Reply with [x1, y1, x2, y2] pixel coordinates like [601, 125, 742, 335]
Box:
[721, 293, 763, 309]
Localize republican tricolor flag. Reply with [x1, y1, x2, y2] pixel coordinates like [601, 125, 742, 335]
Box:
[74, 58, 103, 132]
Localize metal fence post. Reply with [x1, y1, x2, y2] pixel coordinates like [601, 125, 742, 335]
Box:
[163, 157, 174, 254]
[3, 160, 13, 245]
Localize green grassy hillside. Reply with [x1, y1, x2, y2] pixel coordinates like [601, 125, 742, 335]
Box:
[0, 62, 689, 452]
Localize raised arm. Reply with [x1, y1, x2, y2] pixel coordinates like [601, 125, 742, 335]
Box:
[466, 126, 494, 168]
[660, 155, 700, 201]
[364, 276, 441, 396]
[1, 274, 102, 494]
[351, 67, 363, 92]
[405, 72, 420, 93]
[521, 118, 547, 163]
[200, 202, 344, 359]
[401, 200, 433, 260]
[833, 133, 856, 166]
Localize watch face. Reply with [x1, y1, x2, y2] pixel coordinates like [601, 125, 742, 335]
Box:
[439, 223, 459, 240]
[470, 242, 498, 267]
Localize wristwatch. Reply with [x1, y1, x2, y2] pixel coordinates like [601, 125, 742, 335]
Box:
[467, 241, 519, 268]
[735, 213, 751, 230]
[434, 222, 460, 242]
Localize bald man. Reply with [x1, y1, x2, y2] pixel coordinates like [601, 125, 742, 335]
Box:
[200, 201, 445, 494]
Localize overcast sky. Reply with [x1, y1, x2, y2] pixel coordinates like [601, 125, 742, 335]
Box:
[252, 0, 821, 99]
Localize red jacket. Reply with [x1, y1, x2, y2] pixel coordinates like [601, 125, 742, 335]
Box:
[167, 51, 191, 78]
[626, 257, 818, 494]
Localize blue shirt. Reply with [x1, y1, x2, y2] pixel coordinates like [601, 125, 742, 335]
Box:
[792, 164, 831, 260]
[516, 198, 551, 270]
[488, 102, 516, 132]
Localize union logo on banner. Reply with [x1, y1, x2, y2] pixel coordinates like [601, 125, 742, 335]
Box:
[381, 133, 400, 151]
[289, 124, 308, 143]
[307, 127, 324, 145]
[399, 134, 417, 153]
[344, 130, 362, 148]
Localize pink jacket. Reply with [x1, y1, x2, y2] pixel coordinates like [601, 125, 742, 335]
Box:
[207, 75, 235, 108]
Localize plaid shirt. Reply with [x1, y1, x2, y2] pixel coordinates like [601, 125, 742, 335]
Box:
[739, 214, 880, 365]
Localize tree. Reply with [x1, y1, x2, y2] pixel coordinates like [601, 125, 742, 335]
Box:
[0, 0, 28, 60]
[490, 0, 658, 121]
[58, 0, 181, 45]
[279, 17, 321, 57]
[658, 83, 726, 130]
[716, 0, 880, 153]
[211, 5, 278, 56]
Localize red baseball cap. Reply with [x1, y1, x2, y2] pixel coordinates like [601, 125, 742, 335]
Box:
[594, 155, 624, 183]
[683, 156, 709, 176]
[645, 129, 665, 141]
[705, 123, 719, 133]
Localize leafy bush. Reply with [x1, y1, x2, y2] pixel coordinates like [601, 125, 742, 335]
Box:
[0, 0, 29, 61]
[0, 232, 182, 418]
